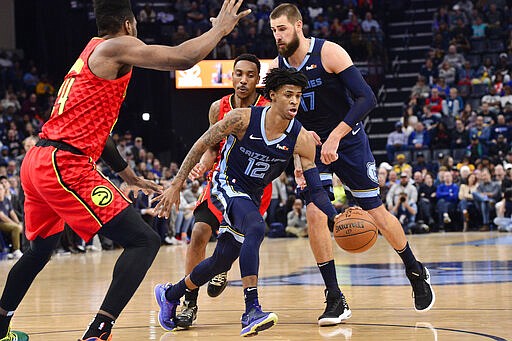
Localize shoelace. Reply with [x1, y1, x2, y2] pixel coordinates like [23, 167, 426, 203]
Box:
[210, 273, 227, 285]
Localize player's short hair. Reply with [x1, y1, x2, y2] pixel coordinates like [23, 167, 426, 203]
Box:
[270, 3, 302, 23]
[233, 54, 261, 74]
[263, 68, 308, 99]
[94, 0, 135, 36]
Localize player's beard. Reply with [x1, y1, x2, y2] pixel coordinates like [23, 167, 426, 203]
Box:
[278, 31, 300, 58]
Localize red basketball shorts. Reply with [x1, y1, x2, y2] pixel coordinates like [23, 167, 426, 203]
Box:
[21, 146, 130, 241]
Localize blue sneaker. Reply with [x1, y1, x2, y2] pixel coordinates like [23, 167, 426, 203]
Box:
[154, 283, 179, 331]
[240, 304, 278, 337]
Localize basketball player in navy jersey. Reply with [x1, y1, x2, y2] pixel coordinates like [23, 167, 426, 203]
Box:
[153, 68, 343, 336]
[269, 3, 434, 325]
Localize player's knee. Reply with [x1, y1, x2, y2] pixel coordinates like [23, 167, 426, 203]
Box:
[243, 212, 266, 243]
[146, 228, 161, 254]
[190, 222, 212, 246]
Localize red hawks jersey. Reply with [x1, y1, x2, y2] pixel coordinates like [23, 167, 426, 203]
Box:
[41, 38, 132, 161]
[208, 93, 269, 181]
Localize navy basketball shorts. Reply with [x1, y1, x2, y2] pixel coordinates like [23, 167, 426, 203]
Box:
[298, 128, 382, 211]
[211, 192, 264, 244]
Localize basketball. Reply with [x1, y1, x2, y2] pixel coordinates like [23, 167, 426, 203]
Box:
[334, 208, 378, 253]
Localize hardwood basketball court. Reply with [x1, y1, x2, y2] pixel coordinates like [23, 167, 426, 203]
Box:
[0, 232, 510, 340]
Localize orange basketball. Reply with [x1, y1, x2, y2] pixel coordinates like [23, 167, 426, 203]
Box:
[334, 208, 378, 253]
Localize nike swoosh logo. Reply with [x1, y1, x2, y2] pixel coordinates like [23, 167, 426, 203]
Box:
[246, 287, 257, 291]
[352, 128, 361, 135]
[249, 134, 262, 140]
[318, 262, 330, 267]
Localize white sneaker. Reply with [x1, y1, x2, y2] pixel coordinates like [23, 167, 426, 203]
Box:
[164, 236, 180, 245]
[86, 245, 101, 252]
[12, 249, 23, 259]
[443, 213, 451, 224]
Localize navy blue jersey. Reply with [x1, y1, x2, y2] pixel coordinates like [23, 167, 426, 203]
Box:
[278, 37, 353, 140]
[212, 106, 301, 207]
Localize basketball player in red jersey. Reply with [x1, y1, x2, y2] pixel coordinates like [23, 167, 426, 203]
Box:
[0, 1, 250, 341]
[174, 54, 271, 329]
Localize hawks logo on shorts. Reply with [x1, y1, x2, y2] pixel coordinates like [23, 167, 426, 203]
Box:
[91, 185, 114, 207]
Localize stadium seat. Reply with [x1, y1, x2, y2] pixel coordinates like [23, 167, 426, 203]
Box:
[470, 39, 487, 54]
[457, 84, 471, 98]
[488, 39, 505, 53]
[466, 54, 481, 69]
[452, 148, 468, 162]
[471, 83, 489, 98]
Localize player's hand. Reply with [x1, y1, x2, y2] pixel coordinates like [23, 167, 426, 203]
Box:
[294, 168, 306, 189]
[189, 162, 207, 181]
[211, 0, 251, 36]
[152, 182, 181, 219]
[307, 130, 322, 146]
[126, 176, 163, 198]
[320, 134, 340, 165]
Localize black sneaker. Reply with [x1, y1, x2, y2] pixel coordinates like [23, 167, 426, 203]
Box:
[406, 262, 435, 312]
[318, 289, 352, 326]
[207, 272, 228, 297]
[175, 300, 198, 328]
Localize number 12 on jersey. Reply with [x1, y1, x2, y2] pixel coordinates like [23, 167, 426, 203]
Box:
[244, 157, 270, 179]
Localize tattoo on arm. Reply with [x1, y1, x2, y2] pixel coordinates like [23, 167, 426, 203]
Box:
[208, 100, 221, 127]
[173, 109, 246, 184]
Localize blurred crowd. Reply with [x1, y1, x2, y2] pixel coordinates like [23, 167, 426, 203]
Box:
[384, 0, 512, 234]
[135, 0, 386, 61]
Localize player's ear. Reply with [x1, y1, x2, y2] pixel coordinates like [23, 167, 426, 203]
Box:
[269, 90, 276, 101]
[295, 20, 303, 32]
[124, 18, 136, 37]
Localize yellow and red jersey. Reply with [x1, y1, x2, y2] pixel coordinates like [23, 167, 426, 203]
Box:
[41, 38, 132, 161]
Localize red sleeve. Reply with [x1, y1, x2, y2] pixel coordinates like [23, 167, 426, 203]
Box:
[259, 183, 273, 215]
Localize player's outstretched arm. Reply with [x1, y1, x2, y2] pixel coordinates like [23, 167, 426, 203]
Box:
[154, 108, 250, 218]
[294, 128, 338, 221]
[320, 42, 377, 164]
[111, 0, 250, 70]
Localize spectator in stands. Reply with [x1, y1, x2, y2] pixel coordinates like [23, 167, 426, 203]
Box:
[494, 188, 512, 232]
[0, 184, 22, 259]
[431, 121, 452, 149]
[479, 102, 495, 125]
[361, 11, 380, 33]
[490, 114, 510, 143]
[433, 77, 450, 97]
[436, 171, 459, 229]
[475, 58, 494, 84]
[475, 168, 501, 231]
[426, 87, 444, 114]
[386, 121, 408, 162]
[418, 172, 436, 227]
[442, 87, 463, 117]
[439, 61, 456, 86]
[172, 25, 190, 46]
[412, 152, 432, 174]
[386, 172, 417, 209]
[467, 133, 485, 162]
[458, 61, 475, 85]
[469, 115, 491, 143]
[285, 198, 307, 238]
[378, 167, 389, 207]
[486, 4, 503, 36]
[420, 105, 440, 130]
[420, 58, 439, 86]
[393, 153, 412, 176]
[443, 44, 466, 70]
[482, 87, 503, 114]
[471, 16, 487, 38]
[489, 134, 510, 166]
[500, 85, 512, 108]
[451, 118, 470, 149]
[212, 38, 232, 59]
[450, 33, 471, 55]
[411, 76, 430, 99]
[22, 66, 39, 93]
[138, 3, 156, 23]
[408, 122, 431, 151]
[458, 172, 478, 231]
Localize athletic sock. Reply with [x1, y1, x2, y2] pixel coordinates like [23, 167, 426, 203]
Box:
[165, 278, 187, 301]
[317, 260, 340, 294]
[244, 287, 259, 312]
[0, 312, 13, 338]
[184, 288, 199, 303]
[396, 242, 421, 273]
[82, 313, 114, 340]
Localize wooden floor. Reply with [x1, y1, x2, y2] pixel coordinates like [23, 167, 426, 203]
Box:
[1, 232, 511, 340]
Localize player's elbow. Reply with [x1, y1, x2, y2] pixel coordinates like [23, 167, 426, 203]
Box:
[364, 87, 377, 110]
